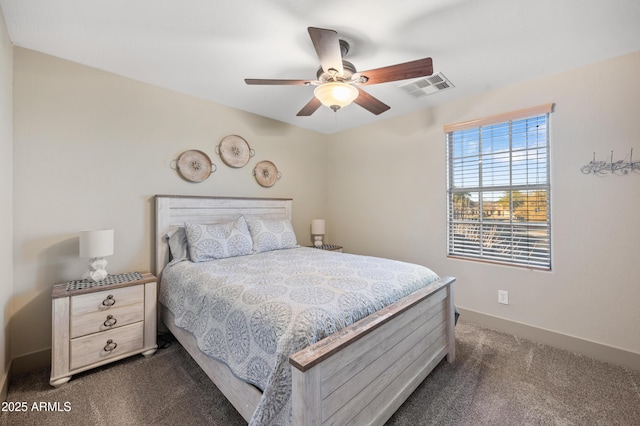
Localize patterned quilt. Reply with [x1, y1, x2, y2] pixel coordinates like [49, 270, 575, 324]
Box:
[159, 247, 440, 425]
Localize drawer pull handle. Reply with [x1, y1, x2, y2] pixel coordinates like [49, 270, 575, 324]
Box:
[103, 315, 117, 327]
[103, 339, 118, 352]
[102, 295, 116, 307]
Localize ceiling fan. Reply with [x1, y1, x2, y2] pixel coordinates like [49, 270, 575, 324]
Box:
[245, 27, 434, 117]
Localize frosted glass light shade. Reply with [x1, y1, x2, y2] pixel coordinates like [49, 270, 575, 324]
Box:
[79, 229, 114, 258]
[314, 83, 359, 111]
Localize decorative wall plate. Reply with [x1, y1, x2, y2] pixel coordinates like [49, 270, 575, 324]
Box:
[216, 135, 255, 168]
[253, 160, 281, 187]
[175, 150, 216, 182]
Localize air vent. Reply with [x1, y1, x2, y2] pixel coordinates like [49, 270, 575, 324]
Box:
[398, 72, 454, 98]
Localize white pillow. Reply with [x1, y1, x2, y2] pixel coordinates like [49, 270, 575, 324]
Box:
[247, 218, 298, 253]
[184, 216, 253, 262]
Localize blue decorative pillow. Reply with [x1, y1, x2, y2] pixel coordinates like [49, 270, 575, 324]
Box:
[184, 216, 253, 262]
[247, 218, 298, 253]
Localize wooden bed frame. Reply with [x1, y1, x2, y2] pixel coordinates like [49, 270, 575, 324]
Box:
[155, 195, 456, 425]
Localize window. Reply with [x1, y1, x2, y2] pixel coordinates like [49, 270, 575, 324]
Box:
[444, 104, 553, 269]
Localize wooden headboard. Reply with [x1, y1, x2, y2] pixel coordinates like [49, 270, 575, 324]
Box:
[154, 195, 293, 278]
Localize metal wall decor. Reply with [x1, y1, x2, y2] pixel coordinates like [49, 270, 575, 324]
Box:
[216, 135, 255, 168]
[253, 160, 282, 187]
[581, 149, 640, 176]
[169, 135, 287, 188]
[172, 150, 216, 182]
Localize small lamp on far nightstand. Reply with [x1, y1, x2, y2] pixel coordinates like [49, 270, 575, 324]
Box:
[311, 219, 325, 248]
[79, 229, 114, 282]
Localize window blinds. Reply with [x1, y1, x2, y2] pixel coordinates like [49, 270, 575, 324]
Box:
[445, 104, 552, 269]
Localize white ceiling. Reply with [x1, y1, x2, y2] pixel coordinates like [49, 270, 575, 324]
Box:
[2, 0, 640, 134]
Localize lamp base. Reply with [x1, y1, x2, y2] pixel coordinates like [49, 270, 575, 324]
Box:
[84, 257, 109, 282]
[313, 235, 324, 248]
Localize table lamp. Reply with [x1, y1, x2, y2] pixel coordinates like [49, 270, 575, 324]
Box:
[311, 219, 325, 248]
[79, 229, 114, 282]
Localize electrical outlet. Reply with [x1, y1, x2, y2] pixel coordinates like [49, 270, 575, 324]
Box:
[498, 290, 509, 305]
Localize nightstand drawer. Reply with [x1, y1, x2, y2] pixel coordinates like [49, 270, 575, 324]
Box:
[71, 285, 144, 317]
[70, 322, 144, 370]
[70, 303, 144, 338]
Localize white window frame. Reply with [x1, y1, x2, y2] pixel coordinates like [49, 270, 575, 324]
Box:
[444, 104, 553, 270]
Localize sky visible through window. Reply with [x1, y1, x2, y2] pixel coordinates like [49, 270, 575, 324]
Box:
[447, 112, 550, 268]
[449, 115, 549, 227]
[450, 115, 548, 202]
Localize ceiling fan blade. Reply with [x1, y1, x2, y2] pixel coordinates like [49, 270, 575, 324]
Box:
[359, 57, 433, 85]
[308, 27, 344, 76]
[353, 88, 390, 115]
[245, 78, 311, 86]
[296, 97, 322, 116]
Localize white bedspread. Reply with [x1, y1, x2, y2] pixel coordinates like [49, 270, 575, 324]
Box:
[159, 247, 439, 425]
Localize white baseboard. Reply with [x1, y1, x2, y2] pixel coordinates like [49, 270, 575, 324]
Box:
[1, 361, 9, 402]
[458, 307, 640, 372]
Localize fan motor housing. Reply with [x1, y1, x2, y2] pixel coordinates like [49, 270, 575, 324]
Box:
[316, 60, 357, 82]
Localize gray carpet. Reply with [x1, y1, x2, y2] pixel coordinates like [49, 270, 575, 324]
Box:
[2, 321, 639, 425]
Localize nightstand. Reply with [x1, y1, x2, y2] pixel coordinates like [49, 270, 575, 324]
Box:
[50, 271, 158, 387]
[311, 244, 343, 252]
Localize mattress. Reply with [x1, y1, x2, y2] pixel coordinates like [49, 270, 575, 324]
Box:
[159, 246, 440, 425]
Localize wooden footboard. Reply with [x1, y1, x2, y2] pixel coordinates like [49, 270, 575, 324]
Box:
[289, 276, 455, 425]
[161, 276, 454, 425]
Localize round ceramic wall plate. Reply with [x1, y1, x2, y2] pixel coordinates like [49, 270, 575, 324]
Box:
[253, 160, 280, 187]
[217, 135, 254, 168]
[176, 150, 214, 182]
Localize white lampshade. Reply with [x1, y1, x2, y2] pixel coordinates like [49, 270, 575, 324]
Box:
[314, 82, 359, 111]
[79, 229, 114, 258]
[311, 219, 325, 235]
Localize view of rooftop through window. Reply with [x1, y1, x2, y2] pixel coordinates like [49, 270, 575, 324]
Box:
[446, 109, 551, 269]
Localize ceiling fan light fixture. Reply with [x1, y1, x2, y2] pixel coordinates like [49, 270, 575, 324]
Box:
[314, 82, 359, 111]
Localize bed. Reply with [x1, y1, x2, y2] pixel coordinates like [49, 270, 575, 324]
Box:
[155, 195, 456, 425]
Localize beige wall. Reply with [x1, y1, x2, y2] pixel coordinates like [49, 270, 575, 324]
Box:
[327, 51, 640, 361]
[8, 42, 640, 370]
[0, 6, 13, 400]
[11, 48, 328, 359]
